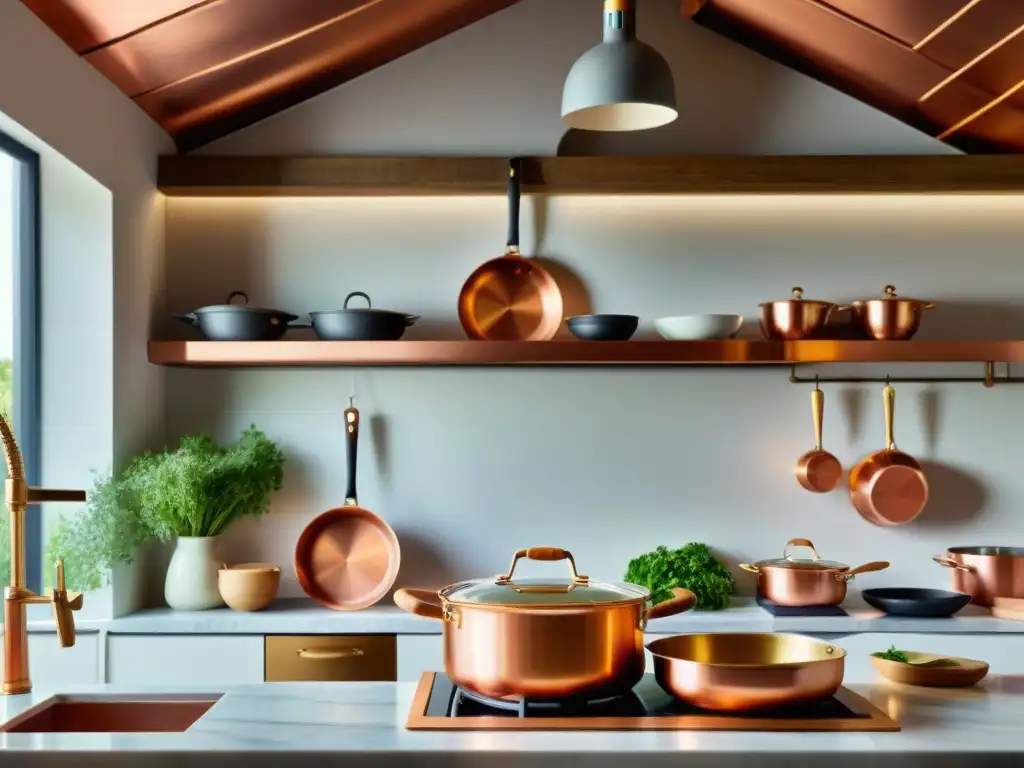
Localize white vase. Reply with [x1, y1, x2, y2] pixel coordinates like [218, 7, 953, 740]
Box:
[164, 536, 225, 610]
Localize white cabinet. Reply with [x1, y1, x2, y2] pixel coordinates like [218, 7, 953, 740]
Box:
[397, 635, 443, 681]
[106, 635, 263, 686]
[0, 631, 101, 686]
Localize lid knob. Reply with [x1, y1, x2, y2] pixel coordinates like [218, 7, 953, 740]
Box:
[791, 286, 804, 299]
[884, 284, 897, 298]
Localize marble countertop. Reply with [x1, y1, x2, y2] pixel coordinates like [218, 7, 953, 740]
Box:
[40, 597, 1024, 636]
[0, 676, 1022, 766]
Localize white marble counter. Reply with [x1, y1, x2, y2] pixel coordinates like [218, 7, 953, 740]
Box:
[0, 676, 1022, 766]
[41, 597, 1023, 636]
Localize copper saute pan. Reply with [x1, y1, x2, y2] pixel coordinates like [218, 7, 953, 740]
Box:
[934, 546, 1024, 607]
[648, 633, 846, 711]
[740, 538, 889, 607]
[394, 547, 695, 699]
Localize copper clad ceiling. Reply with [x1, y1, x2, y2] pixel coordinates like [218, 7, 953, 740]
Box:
[22, 0, 520, 150]
[686, 0, 1024, 152]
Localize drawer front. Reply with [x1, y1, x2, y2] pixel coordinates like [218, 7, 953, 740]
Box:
[265, 635, 396, 682]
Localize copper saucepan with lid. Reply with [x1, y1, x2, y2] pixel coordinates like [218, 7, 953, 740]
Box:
[394, 547, 696, 699]
[759, 287, 845, 340]
[739, 538, 889, 607]
[850, 284, 935, 340]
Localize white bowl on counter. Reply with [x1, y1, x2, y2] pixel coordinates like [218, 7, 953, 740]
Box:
[654, 315, 744, 340]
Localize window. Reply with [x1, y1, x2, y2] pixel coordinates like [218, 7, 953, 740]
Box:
[0, 128, 41, 594]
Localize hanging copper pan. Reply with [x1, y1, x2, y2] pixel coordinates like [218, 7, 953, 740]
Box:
[457, 158, 563, 341]
[849, 382, 928, 526]
[794, 381, 841, 493]
[294, 398, 400, 610]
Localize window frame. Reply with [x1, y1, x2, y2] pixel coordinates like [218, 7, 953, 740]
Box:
[0, 128, 42, 593]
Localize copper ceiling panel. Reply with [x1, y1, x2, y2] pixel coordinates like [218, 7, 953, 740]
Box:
[85, 0, 375, 97]
[133, 0, 520, 150]
[21, 0, 203, 53]
[687, 0, 1024, 152]
[816, 0, 971, 47]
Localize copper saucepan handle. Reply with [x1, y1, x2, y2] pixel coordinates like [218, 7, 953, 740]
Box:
[836, 561, 890, 581]
[393, 588, 445, 620]
[496, 547, 589, 585]
[933, 555, 974, 572]
[297, 648, 365, 660]
[784, 538, 820, 561]
[646, 587, 697, 620]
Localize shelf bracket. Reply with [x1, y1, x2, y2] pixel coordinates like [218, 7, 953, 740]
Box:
[787, 361, 1024, 388]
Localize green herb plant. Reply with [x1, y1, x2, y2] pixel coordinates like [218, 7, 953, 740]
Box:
[625, 543, 736, 610]
[132, 427, 284, 540]
[873, 646, 912, 663]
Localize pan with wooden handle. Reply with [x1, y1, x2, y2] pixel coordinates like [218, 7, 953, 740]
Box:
[457, 158, 563, 340]
[849, 381, 928, 526]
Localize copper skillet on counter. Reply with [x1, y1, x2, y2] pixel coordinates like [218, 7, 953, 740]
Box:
[849, 381, 929, 526]
[294, 398, 400, 610]
[394, 547, 695, 700]
[647, 633, 846, 711]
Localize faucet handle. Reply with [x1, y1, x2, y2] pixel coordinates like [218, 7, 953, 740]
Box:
[51, 558, 82, 648]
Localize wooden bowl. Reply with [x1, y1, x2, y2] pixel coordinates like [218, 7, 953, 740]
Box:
[871, 651, 989, 688]
[219, 563, 281, 611]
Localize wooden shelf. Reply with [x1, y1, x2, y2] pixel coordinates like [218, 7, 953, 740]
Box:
[157, 155, 1024, 197]
[148, 340, 1024, 367]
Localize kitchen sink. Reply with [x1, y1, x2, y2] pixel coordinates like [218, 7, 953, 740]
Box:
[0, 694, 222, 733]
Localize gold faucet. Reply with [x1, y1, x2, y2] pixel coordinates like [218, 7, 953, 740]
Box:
[0, 414, 86, 695]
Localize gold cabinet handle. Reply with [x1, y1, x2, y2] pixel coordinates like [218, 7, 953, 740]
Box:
[296, 647, 365, 660]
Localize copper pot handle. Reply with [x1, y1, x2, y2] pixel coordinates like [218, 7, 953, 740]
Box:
[738, 563, 761, 574]
[836, 561, 890, 581]
[933, 555, 973, 572]
[495, 547, 589, 585]
[645, 587, 697, 622]
[783, 538, 820, 561]
[297, 648, 364, 660]
[393, 588, 445, 620]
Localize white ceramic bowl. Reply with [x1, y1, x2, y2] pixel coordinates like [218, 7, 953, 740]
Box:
[654, 315, 744, 340]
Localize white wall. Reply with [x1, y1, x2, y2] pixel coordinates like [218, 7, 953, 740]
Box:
[0, 0, 174, 615]
[163, 0, 1011, 602]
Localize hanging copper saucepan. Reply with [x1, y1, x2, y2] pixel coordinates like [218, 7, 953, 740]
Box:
[648, 632, 846, 711]
[457, 158, 563, 341]
[849, 381, 929, 526]
[739, 538, 889, 607]
[794, 380, 841, 493]
[394, 547, 695, 699]
[759, 287, 845, 340]
[850, 285, 935, 341]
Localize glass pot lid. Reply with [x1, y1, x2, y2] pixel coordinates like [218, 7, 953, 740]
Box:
[755, 538, 849, 571]
[439, 547, 649, 606]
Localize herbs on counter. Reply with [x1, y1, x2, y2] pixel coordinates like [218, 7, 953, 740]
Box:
[133, 427, 284, 540]
[873, 646, 912, 663]
[625, 543, 736, 610]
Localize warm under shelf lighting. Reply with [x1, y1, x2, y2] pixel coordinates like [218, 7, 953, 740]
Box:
[912, 0, 985, 51]
[919, 21, 1024, 104]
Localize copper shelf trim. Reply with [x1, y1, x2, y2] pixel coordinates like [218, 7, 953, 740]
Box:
[149, 340, 1024, 368]
[938, 78, 1024, 139]
[787, 362, 1024, 388]
[918, 21, 1024, 104]
[912, 0, 986, 51]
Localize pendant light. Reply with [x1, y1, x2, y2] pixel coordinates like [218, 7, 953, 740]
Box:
[561, 0, 678, 132]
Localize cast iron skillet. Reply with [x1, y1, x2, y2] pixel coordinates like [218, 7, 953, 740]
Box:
[861, 587, 971, 618]
[173, 291, 309, 341]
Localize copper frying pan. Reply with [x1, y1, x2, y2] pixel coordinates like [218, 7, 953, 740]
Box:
[457, 158, 563, 340]
[794, 381, 841, 493]
[294, 398, 400, 610]
[849, 382, 928, 526]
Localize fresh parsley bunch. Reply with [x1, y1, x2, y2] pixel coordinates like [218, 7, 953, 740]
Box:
[625, 543, 736, 610]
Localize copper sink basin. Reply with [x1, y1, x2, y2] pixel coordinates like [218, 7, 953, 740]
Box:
[0, 694, 221, 733]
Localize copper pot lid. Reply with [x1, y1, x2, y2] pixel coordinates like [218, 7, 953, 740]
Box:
[854, 285, 933, 306]
[758, 287, 835, 308]
[439, 547, 649, 607]
[753, 538, 849, 571]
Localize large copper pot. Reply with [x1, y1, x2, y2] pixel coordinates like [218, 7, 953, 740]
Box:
[647, 633, 846, 711]
[934, 547, 1024, 607]
[393, 547, 695, 699]
[850, 284, 935, 340]
[759, 287, 844, 340]
[739, 538, 889, 607]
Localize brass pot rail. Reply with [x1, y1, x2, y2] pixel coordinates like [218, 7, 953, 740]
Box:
[787, 362, 1024, 388]
[0, 414, 86, 695]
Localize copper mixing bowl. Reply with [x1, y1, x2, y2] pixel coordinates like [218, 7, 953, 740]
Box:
[759, 287, 843, 340]
[850, 285, 935, 340]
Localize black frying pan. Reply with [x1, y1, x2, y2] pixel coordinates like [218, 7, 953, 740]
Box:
[861, 588, 970, 618]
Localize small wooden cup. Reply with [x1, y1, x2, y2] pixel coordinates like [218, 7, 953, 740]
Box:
[219, 563, 281, 612]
